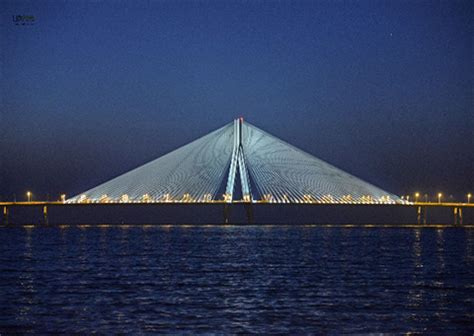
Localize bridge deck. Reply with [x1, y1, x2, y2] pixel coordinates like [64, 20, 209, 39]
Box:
[1, 201, 473, 207]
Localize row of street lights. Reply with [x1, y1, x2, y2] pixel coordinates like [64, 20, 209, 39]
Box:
[19, 191, 473, 204]
[402, 192, 472, 203]
[23, 191, 66, 203]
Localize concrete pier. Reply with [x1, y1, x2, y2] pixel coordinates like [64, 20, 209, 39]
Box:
[43, 205, 49, 225]
[3, 206, 8, 225]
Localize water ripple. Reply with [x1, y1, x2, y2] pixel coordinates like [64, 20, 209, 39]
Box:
[0, 225, 473, 334]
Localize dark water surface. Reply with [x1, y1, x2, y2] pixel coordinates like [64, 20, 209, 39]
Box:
[0, 225, 473, 334]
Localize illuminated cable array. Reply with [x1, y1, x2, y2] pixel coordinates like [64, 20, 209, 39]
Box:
[241, 123, 400, 204]
[68, 119, 401, 204]
[68, 123, 234, 203]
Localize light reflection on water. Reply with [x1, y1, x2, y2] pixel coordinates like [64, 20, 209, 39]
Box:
[0, 225, 473, 334]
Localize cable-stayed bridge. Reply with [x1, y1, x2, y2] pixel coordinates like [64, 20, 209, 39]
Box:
[67, 119, 401, 205]
[2, 121, 473, 225]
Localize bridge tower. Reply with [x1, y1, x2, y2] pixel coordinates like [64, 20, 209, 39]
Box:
[225, 118, 252, 203]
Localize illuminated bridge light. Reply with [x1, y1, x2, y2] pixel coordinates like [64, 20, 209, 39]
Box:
[199, 193, 212, 202]
[341, 195, 353, 204]
[66, 119, 401, 204]
[161, 194, 172, 202]
[261, 194, 272, 203]
[181, 193, 195, 203]
[99, 194, 109, 203]
[320, 194, 334, 204]
[303, 194, 314, 203]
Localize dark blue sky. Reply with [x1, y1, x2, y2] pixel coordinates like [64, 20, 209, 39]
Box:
[1, 0, 472, 201]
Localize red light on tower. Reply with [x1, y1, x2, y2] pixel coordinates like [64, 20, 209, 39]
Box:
[239, 117, 244, 123]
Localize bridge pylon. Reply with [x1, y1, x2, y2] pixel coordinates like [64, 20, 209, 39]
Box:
[225, 118, 252, 203]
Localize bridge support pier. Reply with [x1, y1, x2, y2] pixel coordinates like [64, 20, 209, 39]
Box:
[3, 206, 8, 225]
[417, 206, 427, 225]
[453, 207, 463, 226]
[43, 205, 49, 225]
[245, 203, 254, 224]
[224, 204, 231, 224]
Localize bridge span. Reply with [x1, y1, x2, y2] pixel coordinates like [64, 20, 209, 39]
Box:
[4, 119, 470, 225]
[1, 201, 473, 225]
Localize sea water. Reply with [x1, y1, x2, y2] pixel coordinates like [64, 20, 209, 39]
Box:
[0, 225, 472, 334]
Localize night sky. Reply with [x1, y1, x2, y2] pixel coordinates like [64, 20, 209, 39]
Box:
[1, 0, 472, 202]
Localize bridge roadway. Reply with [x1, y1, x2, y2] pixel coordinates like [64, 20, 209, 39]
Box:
[1, 201, 472, 225]
[1, 201, 473, 206]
